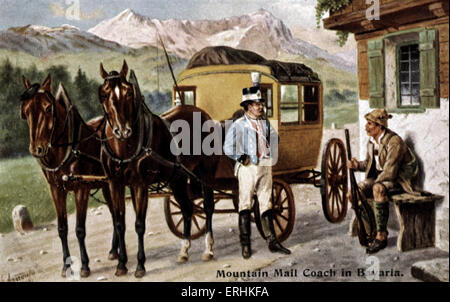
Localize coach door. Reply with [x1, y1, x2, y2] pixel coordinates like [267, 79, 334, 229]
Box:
[275, 83, 322, 173]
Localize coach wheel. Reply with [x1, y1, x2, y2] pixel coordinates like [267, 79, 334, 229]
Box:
[164, 197, 206, 240]
[321, 138, 348, 223]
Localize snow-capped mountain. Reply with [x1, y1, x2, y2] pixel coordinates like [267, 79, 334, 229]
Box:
[88, 9, 356, 72]
[0, 24, 131, 57]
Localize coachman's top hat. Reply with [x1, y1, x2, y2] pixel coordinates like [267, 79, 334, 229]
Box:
[240, 86, 265, 107]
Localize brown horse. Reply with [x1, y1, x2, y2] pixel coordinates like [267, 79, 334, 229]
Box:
[20, 75, 118, 278]
[98, 60, 219, 278]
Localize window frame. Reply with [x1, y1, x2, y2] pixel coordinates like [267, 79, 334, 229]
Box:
[301, 83, 321, 125]
[396, 41, 421, 110]
[279, 83, 300, 126]
[174, 86, 196, 106]
[260, 83, 274, 118]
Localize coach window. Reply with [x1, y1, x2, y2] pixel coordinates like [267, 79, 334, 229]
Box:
[280, 85, 299, 125]
[260, 84, 273, 118]
[174, 86, 196, 106]
[302, 85, 320, 123]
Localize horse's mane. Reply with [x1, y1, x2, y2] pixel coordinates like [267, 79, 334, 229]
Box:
[55, 82, 105, 135]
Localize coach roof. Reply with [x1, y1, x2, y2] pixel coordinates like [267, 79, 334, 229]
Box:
[186, 46, 320, 83]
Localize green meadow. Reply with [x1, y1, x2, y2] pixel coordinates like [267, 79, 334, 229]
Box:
[0, 156, 105, 233]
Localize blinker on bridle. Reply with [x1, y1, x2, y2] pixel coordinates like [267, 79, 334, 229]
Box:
[20, 83, 43, 101]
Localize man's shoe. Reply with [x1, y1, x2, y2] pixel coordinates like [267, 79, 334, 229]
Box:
[242, 245, 251, 259]
[261, 210, 291, 255]
[366, 239, 387, 254]
[268, 241, 291, 254]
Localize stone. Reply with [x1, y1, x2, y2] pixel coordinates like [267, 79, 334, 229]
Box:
[411, 258, 449, 282]
[313, 248, 321, 253]
[303, 222, 310, 226]
[7, 257, 14, 262]
[95, 258, 101, 263]
[223, 264, 231, 268]
[12, 205, 34, 234]
[228, 228, 234, 233]
[39, 250, 47, 255]
[97, 276, 107, 281]
[42, 228, 48, 232]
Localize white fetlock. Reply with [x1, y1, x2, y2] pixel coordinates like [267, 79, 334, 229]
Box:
[177, 239, 191, 263]
[202, 232, 214, 261]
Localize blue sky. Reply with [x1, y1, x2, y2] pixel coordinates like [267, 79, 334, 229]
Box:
[0, 0, 319, 30]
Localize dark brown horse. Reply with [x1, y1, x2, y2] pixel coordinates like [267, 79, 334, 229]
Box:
[98, 60, 219, 278]
[20, 75, 118, 278]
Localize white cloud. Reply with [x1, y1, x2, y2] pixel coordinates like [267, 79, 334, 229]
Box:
[269, 0, 318, 28]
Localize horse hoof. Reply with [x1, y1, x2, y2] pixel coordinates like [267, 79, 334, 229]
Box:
[80, 268, 90, 278]
[177, 255, 188, 263]
[202, 253, 214, 262]
[135, 269, 146, 278]
[61, 268, 68, 278]
[108, 252, 119, 260]
[115, 267, 128, 276]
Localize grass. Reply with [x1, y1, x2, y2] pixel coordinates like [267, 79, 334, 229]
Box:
[0, 156, 105, 234]
[323, 102, 359, 128]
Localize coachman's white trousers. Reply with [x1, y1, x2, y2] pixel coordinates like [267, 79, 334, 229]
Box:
[237, 159, 272, 214]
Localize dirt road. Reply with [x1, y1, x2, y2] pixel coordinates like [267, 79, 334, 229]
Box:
[0, 124, 447, 282]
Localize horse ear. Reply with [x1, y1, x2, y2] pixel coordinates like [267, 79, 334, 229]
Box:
[100, 63, 108, 79]
[23, 76, 31, 89]
[119, 60, 128, 79]
[41, 74, 52, 92]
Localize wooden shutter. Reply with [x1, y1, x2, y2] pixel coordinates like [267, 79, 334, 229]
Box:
[368, 38, 385, 108]
[419, 29, 439, 108]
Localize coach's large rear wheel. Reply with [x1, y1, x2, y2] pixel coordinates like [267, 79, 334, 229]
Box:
[321, 138, 348, 223]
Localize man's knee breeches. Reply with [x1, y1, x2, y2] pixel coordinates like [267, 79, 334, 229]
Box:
[358, 178, 395, 201]
[237, 163, 272, 214]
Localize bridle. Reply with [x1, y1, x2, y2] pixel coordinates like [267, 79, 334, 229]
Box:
[100, 75, 150, 165]
[20, 84, 86, 172]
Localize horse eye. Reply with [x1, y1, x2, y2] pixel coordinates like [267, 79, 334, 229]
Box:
[45, 106, 52, 114]
[126, 90, 133, 97]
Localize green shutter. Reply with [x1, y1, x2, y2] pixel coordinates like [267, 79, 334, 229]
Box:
[368, 38, 385, 108]
[419, 29, 439, 108]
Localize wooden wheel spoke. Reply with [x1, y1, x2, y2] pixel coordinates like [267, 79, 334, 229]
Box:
[170, 200, 181, 209]
[277, 213, 289, 222]
[171, 211, 183, 215]
[274, 216, 283, 231]
[175, 217, 183, 229]
[195, 213, 206, 220]
[192, 216, 201, 231]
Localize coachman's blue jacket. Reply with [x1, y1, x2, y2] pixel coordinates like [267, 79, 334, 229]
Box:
[223, 114, 279, 174]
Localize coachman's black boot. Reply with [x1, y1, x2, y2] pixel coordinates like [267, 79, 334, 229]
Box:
[261, 210, 291, 255]
[238, 210, 252, 259]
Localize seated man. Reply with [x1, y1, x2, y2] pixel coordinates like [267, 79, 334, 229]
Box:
[223, 80, 290, 259]
[347, 109, 419, 254]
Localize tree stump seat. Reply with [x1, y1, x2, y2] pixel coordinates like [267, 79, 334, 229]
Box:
[349, 193, 444, 252]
